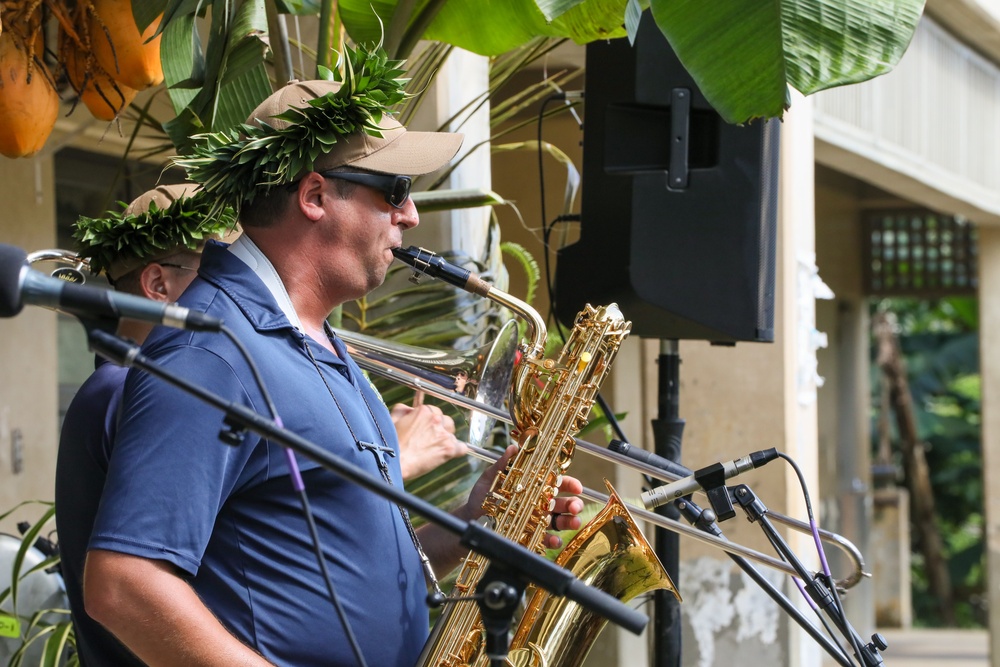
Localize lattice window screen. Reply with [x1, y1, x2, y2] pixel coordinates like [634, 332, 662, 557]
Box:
[863, 211, 978, 296]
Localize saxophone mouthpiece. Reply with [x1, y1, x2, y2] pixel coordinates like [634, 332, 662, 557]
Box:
[392, 246, 490, 297]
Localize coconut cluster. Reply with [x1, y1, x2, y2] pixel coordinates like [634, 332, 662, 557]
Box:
[0, 0, 163, 158]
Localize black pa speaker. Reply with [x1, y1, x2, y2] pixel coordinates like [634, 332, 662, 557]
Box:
[555, 16, 780, 343]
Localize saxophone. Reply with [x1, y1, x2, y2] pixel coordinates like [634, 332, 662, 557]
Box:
[392, 247, 680, 667]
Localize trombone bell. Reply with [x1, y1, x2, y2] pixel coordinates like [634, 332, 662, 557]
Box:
[334, 319, 519, 448]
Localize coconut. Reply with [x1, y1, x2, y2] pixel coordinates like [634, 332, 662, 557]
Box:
[0, 33, 59, 159]
[62, 37, 137, 121]
[89, 0, 163, 90]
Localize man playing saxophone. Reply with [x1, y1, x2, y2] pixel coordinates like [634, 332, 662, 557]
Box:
[82, 47, 583, 667]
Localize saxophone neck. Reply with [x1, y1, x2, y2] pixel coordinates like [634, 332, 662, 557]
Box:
[392, 245, 547, 359]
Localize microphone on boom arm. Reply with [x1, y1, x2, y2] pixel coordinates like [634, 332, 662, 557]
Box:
[0, 243, 222, 332]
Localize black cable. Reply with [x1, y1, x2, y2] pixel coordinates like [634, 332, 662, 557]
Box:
[220, 325, 369, 667]
[535, 92, 584, 335]
[598, 387, 857, 665]
[537, 93, 561, 326]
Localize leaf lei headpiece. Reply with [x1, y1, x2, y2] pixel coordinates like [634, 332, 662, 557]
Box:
[73, 191, 238, 278]
[173, 42, 409, 217]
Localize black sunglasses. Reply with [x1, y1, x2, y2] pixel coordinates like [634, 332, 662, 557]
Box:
[320, 171, 412, 208]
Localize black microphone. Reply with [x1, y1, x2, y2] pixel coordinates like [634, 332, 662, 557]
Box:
[0, 244, 222, 332]
[639, 448, 779, 510]
[608, 439, 693, 480]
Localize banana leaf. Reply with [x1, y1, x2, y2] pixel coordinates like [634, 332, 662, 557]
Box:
[338, 0, 926, 123]
[141, 0, 925, 150]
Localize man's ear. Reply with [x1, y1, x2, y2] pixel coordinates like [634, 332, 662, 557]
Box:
[137, 263, 170, 302]
[296, 172, 328, 222]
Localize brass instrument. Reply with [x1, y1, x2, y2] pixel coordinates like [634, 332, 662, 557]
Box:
[336, 319, 519, 450]
[337, 322, 868, 587]
[393, 247, 677, 667]
[335, 248, 869, 592]
[27, 249, 90, 283]
[32, 248, 869, 590]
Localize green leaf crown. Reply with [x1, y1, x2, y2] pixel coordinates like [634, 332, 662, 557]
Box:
[73, 192, 238, 277]
[173, 42, 410, 217]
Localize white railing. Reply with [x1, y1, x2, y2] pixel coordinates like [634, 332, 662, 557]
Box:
[814, 16, 1000, 220]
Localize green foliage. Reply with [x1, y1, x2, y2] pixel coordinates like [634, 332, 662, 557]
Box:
[872, 297, 984, 627]
[0, 502, 76, 667]
[134, 0, 928, 175]
[338, 0, 925, 124]
[72, 195, 237, 277]
[174, 41, 410, 217]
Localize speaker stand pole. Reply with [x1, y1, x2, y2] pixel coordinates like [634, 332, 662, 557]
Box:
[652, 339, 683, 667]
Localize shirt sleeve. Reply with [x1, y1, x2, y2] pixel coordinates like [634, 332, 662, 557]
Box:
[90, 343, 264, 576]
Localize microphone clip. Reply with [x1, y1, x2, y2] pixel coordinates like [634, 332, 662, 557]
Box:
[693, 463, 736, 521]
[219, 416, 248, 447]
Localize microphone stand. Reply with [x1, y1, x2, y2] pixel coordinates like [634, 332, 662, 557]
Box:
[672, 496, 855, 667]
[728, 483, 887, 666]
[610, 443, 873, 666]
[652, 340, 684, 667]
[87, 329, 647, 664]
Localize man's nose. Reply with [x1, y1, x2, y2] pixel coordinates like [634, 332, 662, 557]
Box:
[395, 196, 419, 230]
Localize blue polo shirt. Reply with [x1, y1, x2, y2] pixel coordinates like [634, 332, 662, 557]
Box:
[56, 357, 145, 667]
[90, 242, 429, 666]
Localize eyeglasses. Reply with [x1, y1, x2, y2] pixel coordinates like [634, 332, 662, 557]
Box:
[320, 171, 412, 209]
[159, 262, 198, 272]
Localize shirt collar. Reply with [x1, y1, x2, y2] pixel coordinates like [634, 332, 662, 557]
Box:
[226, 235, 304, 332]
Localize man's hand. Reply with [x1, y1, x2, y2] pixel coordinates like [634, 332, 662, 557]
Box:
[391, 403, 468, 480]
[466, 445, 584, 549]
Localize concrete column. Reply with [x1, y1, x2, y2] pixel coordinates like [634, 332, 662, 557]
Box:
[978, 226, 1000, 667]
[0, 155, 57, 533]
[814, 170, 876, 636]
[406, 48, 492, 258]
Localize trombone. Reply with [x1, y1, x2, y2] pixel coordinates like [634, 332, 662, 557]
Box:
[31, 247, 867, 589]
[336, 327, 869, 590]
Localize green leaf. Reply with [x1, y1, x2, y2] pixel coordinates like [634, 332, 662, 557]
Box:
[274, 0, 322, 13]
[649, 0, 788, 122]
[40, 621, 75, 667]
[649, 0, 925, 123]
[535, 0, 587, 22]
[781, 0, 925, 96]
[134, 0, 171, 34]
[422, 1, 561, 55]
[162, 12, 203, 115]
[410, 188, 507, 213]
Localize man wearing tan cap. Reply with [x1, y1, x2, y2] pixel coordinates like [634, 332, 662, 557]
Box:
[57, 183, 238, 666]
[83, 46, 582, 667]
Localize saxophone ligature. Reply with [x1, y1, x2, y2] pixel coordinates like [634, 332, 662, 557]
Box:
[392, 246, 679, 667]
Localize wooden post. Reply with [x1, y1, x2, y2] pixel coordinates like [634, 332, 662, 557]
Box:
[873, 310, 955, 625]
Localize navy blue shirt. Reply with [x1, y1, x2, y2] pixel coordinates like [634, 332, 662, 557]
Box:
[55, 357, 146, 666]
[90, 243, 429, 666]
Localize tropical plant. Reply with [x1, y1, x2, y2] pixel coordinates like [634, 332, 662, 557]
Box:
[871, 296, 984, 627]
[0, 0, 927, 162]
[123, 0, 926, 164]
[0, 502, 74, 667]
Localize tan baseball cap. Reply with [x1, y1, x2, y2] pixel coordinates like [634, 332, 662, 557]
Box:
[246, 80, 464, 176]
[123, 183, 198, 217]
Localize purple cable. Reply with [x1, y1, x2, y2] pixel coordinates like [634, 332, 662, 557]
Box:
[792, 577, 820, 611]
[276, 416, 306, 492]
[811, 517, 834, 578]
